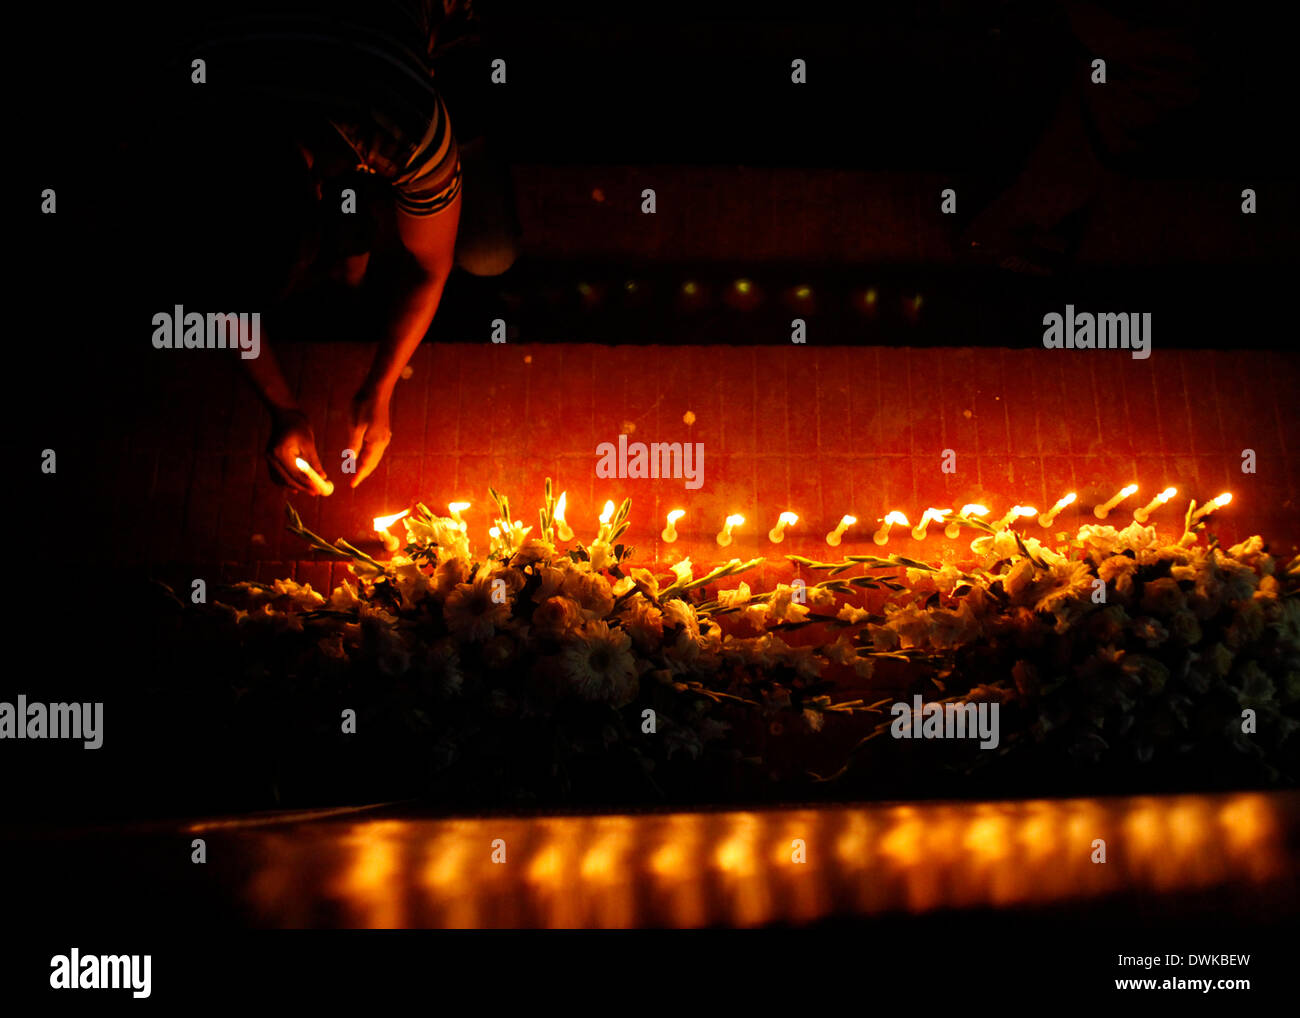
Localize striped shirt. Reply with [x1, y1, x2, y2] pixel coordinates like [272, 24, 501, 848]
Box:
[181, 1, 465, 216]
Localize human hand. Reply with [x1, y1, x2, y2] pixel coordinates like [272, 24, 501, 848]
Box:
[348, 386, 392, 488]
[266, 408, 330, 494]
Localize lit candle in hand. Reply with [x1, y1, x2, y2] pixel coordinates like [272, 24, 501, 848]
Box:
[1133, 487, 1176, 524]
[826, 514, 856, 547]
[1190, 492, 1232, 523]
[945, 504, 988, 540]
[873, 511, 909, 546]
[373, 509, 410, 553]
[768, 511, 798, 543]
[662, 509, 685, 543]
[716, 513, 744, 548]
[1094, 484, 1138, 520]
[294, 457, 334, 496]
[995, 505, 1037, 530]
[554, 493, 574, 542]
[1038, 492, 1076, 529]
[911, 508, 948, 541]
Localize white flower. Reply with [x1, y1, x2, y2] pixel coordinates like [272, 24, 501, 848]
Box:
[837, 603, 871, 625]
[716, 582, 752, 608]
[669, 558, 693, 585]
[328, 581, 362, 612]
[443, 575, 511, 641]
[560, 620, 638, 705]
[272, 578, 325, 610]
[662, 598, 700, 637]
[768, 584, 810, 623]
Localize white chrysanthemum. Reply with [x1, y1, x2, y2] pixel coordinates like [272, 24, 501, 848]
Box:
[716, 582, 752, 608]
[328, 580, 362, 612]
[768, 584, 810, 623]
[661, 598, 700, 637]
[443, 575, 511, 641]
[560, 620, 638, 705]
[272, 578, 325, 610]
[618, 598, 664, 648]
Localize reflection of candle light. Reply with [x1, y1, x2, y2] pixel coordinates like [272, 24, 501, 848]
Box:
[294, 457, 334, 496]
[716, 514, 744, 548]
[826, 514, 856, 547]
[1134, 487, 1177, 524]
[373, 509, 410, 552]
[996, 505, 1037, 530]
[873, 511, 909, 546]
[768, 511, 798, 543]
[1094, 484, 1138, 520]
[662, 509, 685, 543]
[1191, 492, 1232, 523]
[911, 508, 948, 541]
[554, 492, 573, 542]
[945, 504, 989, 540]
[1038, 492, 1077, 529]
[448, 502, 471, 529]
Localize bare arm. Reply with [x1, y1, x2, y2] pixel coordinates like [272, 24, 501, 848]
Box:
[349, 188, 462, 487]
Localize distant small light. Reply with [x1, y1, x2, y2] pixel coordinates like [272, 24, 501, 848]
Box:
[794, 285, 812, 300]
[912, 295, 923, 310]
[577, 282, 593, 296]
[624, 281, 638, 294]
[591, 188, 606, 203]
[735, 279, 753, 295]
[865, 288, 878, 305]
[682, 281, 698, 296]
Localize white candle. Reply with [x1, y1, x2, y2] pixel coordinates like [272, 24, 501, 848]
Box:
[373, 509, 410, 553]
[553, 492, 574, 542]
[662, 509, 685, 543]
[1094, 484, 1138, 520]
[873, 511, 909, 546]
[716, 513, 744, 548]
[294, 457, 334, 496]
[1133, 486, 1177, 524]
[1037, 492, 1076, 529]
[597, 500, 616, 543]
[448, 501, 471, 529]
[1190, 492, 1232, 523]
[911, 508, 948, 541]
[768, 511, 798, 543]
[826, 514, 856, 547]
[944, 504, 988, 540]
[995, 505, 1037, 530]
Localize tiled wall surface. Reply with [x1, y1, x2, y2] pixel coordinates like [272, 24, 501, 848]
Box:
[95, 343, 1298, 595]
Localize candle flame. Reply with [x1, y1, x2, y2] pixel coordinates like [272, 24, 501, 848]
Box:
[667, 509, 685, 524]
[959, 504, 989, 517]
[448, 501, 471, 514]
[1012, 505, 1037, 518]
[600, 500, 616, 525]
[1056, 492, 1077, 509]
[489, 526, 501, 538]
[725, 514, 745, 527]
[553, 493, 567, 521]
[1157, 487, 1177, 503]
[1121, 484, 1139, 497]
[922, 508, 949, 523]
[778, 511, 798, 526]
[884, 511, 909, 527]
[1213, 492, 1232, 508]
[373, 509, 410, 532]
[839, 514, 856, 527]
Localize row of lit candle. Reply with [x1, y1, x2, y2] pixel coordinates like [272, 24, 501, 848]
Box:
[366, 485, 1234, 553]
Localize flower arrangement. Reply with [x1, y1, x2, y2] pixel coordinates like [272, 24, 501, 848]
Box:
[196, 482, 1300, 804]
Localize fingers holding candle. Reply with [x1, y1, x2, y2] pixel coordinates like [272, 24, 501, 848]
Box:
[294, 456, 334, 496]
